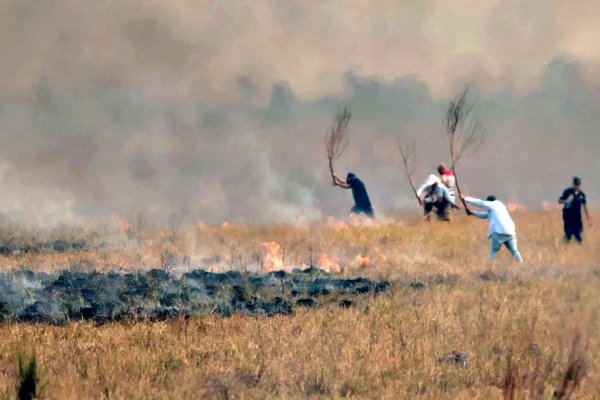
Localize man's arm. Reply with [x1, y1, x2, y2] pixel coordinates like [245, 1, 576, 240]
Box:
[472, 211, 488, 219]
[440, 186, 460, 209]
[416, 183, 427, 198]
[558, 189, 570, 204]
[332, 172, 351, 189]
[463, 196, 490, 209]
[583, 194, 591, 226]
[416, 175, 438, 198]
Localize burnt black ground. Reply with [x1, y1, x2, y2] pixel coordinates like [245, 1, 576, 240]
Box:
[0, 268, 389, 324]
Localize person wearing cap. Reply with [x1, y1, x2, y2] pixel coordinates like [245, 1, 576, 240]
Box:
[416, 173, 459, 221]
[558, 177, 590, 243]
[332, 171, 374, 218]
[460, 193, 523, 263]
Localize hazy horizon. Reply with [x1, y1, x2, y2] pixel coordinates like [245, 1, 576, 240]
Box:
[0, 1, 598, 227]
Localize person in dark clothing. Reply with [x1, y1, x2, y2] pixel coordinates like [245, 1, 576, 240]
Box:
[332, 172, 374, 218]
[558, 176, 591, 243]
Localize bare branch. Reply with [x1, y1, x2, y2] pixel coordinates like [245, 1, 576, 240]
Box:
[325, 107, 351, 185]
[398, 141, 420, 203]
[445, 87, 485, 170]
[444, 87, 485, 212]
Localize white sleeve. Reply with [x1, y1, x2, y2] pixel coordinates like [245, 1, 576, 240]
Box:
[472, 211, 488, 219]
[441, 186, 457, 206]
[416, 175, 440, 197]
[464, 196, 489, 209]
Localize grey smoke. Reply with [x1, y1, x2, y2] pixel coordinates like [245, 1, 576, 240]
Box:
[0, 1, 598, 226]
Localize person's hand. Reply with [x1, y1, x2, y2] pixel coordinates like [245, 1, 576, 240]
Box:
[418, 196, 423, 206]
[331, 172, 338, 185]
[459, 193, 466, 200]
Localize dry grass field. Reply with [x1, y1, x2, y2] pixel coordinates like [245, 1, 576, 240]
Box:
[0, 211, 598, 399]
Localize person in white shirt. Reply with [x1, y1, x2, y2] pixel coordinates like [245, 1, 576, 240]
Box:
[461, 194, 523, 263]
[416, 174, 459, 221]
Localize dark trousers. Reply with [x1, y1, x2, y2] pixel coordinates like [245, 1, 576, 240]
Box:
[563, 212, 583, 242]
[351, 205, 374, 218]
[424, 201, 451, 221]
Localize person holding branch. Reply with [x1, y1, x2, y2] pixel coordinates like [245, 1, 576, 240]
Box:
[326, 107, 375, 219]
[332, 172, 375, 218]
[461, 193, 523, 264]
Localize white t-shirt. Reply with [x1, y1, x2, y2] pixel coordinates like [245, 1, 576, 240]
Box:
[465, 197, 517, 237]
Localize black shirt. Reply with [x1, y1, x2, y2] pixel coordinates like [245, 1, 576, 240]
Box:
[559, 188, 586, 217]
[347, 176, 372, 210]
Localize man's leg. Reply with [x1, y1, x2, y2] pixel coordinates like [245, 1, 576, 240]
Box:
[444, 203, 453, 221]
[436, 202, 451, 221]
[423, 203, 434, 221]
[490, 237, 502, 262]
[433, 202, 443, 221]
[503, 236, 523, 263]
[563, 215, 573, 242]
[572, 218, 583, 243]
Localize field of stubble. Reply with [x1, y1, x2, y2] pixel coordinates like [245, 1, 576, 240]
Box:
[0, 211, 598, 399]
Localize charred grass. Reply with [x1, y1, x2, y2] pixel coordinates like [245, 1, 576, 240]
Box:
[0, 212, 599, 398]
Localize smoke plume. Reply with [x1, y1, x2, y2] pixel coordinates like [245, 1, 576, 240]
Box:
[0, 1, 598, 226]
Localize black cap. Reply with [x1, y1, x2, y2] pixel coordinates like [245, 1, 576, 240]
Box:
[486, 195, 496, 201]
[346, 172, 356, 180]
[573, 176, 581, 186]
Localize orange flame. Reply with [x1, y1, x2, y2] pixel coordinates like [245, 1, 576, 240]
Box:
[356, 254, 370, 266]
[315, 253, 341, 273]
[262, 241, 285, 273]
[262, 242, 343, 274]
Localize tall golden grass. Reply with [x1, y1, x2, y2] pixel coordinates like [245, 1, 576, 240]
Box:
[0, 211, 598, 399]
